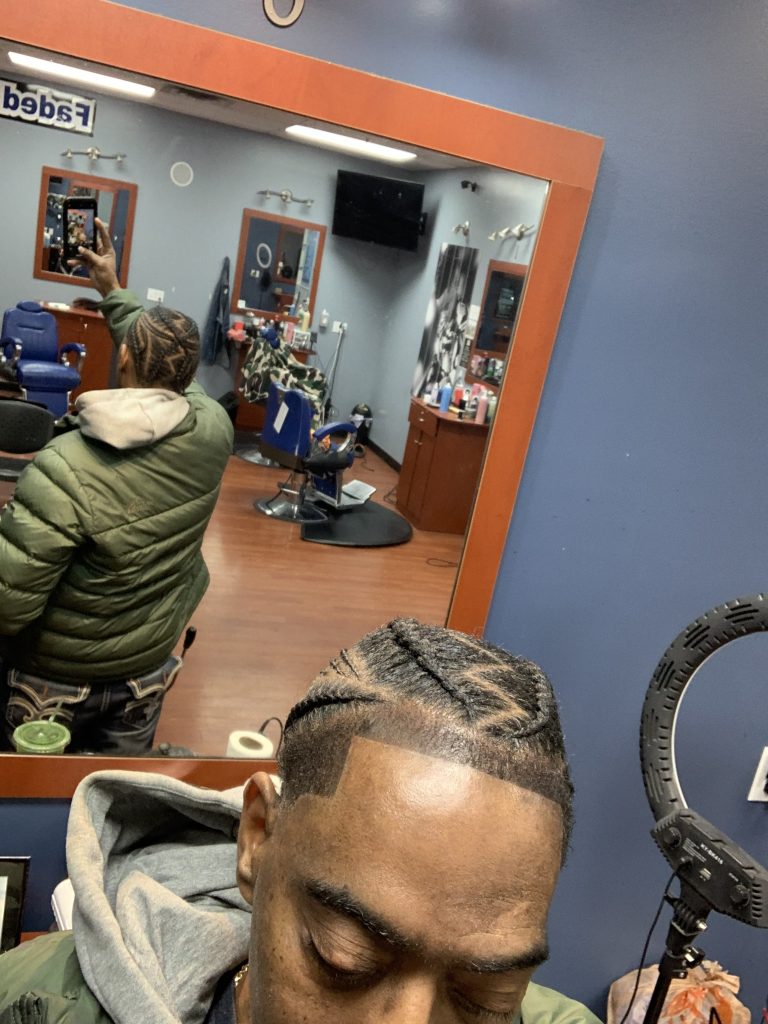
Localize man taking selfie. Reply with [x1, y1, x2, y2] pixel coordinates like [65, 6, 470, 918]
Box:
[0, 619, 600, 1023]
[0, 220, 233, 754]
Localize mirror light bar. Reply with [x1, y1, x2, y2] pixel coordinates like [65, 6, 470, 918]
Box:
[285, 125, 416, 164]
[9, 52, 156, 99]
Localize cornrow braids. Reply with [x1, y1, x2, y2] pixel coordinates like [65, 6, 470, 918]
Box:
[278, 618, 575, 858]
[125, 307, 200, 393]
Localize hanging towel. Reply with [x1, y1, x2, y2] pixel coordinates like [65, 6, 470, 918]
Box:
[201, 256, 231, 366]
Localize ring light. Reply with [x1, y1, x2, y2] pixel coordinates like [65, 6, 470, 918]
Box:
[639, 595, 768, 1023]
[256, 243, 273, 269]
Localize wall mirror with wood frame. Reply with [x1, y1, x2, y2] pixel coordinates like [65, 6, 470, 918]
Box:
[34, 166, 137, 288]
[0, 1, 602, 777]
[233, 209, 325, 319]
[467, 260, 527, 391]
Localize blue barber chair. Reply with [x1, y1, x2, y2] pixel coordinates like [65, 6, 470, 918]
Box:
[254, 382, 357, 523]
[1, 301, 86, 418]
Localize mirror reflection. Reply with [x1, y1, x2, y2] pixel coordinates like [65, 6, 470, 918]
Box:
[233, 209, 325, 319]
[0, 41, 548, 758]
[35, 166, 137, 287]
[468, 260, 527, 388]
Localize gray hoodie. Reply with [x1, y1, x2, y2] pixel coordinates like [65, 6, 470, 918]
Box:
[75, 388, 191, 449]
[67, 770, 251, 1024]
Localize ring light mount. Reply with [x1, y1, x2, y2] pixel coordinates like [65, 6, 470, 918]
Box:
[639, 595, 768, 1024]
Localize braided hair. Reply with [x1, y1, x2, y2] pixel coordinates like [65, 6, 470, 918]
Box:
[124, 307, 199, 393]
[279, 618, 574, 856]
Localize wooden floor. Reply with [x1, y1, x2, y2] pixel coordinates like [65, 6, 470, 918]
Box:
[154, 448, 464, 755]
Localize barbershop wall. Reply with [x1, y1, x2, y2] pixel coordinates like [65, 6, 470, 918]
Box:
[0, 94, 412, 447]
[2, 89, 543, 461]
[114, 0, 768, 1015]
[332, 166, 545, 460]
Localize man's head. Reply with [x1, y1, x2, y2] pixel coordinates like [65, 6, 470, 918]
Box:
[117, 307, 199, 392]
[237, 619, 573, 1024]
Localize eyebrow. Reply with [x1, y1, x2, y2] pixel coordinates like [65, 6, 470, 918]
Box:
[305, 879, 415, 952]
[465, 944, 550, 974]
[304, 879, 549, 973]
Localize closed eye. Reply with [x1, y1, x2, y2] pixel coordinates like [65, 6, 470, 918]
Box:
[452, 988, 521, 1023]
[304, 934, 387, 989]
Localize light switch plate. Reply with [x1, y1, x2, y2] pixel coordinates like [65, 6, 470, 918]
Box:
[147, 287, 165, 302]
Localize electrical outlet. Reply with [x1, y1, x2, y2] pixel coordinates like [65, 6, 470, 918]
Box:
[747, 747, 768, 802]
[332, 320, 342, 332]
[147, 287, 165, 302]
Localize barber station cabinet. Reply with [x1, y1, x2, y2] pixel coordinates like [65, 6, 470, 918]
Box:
[397, 398, 488, 535]
[42, 304, 115, 400]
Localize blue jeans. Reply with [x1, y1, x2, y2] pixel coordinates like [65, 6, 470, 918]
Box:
[0, 656, 183, 755]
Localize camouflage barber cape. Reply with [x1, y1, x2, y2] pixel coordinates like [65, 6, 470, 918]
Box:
[240, 336, 327, 421]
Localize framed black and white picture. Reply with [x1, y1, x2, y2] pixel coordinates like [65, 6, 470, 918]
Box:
[0, 857, 30, 952]
[412, 243, 480, 398]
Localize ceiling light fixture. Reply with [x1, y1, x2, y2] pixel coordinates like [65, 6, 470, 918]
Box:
[8, 52, 156, 98]
[285, 125, 416, 164]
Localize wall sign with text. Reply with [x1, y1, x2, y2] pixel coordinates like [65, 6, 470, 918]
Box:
[263, 0, 305, 27]
[0, 79, 96, 135]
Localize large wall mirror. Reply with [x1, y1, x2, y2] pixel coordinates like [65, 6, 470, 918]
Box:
[34, 165, 137, 288]
[233, 209, 325, 318]
[0, 0, 602, 787]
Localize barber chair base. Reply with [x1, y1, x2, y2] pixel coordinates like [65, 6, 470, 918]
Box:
[242, 447, 278, 468]
[255, 474, 328, 524]
[255, 495, 328, 523]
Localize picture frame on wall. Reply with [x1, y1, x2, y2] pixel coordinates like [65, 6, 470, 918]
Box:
[0, 856, 30, 952]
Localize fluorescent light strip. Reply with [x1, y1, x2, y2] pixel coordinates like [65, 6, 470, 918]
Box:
[9, 52, 155, 99]
[285, 125, 416, 164]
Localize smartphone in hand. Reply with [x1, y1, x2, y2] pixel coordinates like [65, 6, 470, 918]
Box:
[62, 196, 98, 263]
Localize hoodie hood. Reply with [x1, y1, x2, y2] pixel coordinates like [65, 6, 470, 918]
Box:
[68, 770, 251, 1024]
[76, 388, 191, 450]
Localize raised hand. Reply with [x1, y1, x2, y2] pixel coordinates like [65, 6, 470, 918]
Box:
[68, 217, 120, 298]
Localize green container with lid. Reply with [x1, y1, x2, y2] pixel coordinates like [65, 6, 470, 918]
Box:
[12, 719, 71, 754]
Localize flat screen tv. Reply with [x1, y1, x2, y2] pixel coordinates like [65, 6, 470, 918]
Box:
[332, 170, 425, 251]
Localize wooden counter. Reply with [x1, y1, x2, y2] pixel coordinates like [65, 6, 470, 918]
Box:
[397, 397, 489, 535]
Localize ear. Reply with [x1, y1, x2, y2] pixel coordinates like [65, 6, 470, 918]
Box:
[236, 772, 280, 905]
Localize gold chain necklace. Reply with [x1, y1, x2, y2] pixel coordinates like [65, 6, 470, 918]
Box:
[234, 962, 249, 989]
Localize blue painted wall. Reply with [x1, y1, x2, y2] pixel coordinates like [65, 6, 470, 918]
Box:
[7, 1, 768, 1016]
[0, 800, 69, 933]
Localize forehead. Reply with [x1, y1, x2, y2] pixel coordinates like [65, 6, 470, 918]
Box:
[275, 737, 562, 948]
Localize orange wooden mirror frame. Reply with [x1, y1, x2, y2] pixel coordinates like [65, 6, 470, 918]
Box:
[1, 0, 603, 799]
[34, 165, 138, 289]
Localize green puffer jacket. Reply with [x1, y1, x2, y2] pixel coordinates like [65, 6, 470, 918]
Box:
[0, 289, 234, 682]
[0, 932, 603, 1024]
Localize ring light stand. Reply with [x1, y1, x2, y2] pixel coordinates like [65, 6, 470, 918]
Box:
[640, 595, 768, 1024]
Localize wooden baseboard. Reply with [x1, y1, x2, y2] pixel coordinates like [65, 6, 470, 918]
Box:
[364, 439, 400, 473]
